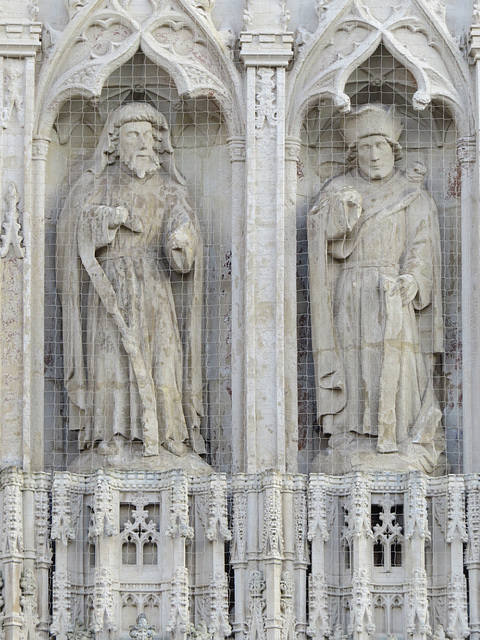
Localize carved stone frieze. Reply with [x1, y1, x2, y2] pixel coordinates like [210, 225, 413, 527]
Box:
[1, 183, 25, 260]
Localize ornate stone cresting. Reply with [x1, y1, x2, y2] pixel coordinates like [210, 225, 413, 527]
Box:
[309, 104, 444, 474]
[57, 103, 209, 472]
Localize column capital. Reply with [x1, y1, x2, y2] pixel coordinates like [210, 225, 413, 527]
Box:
[32, 137, 51, 161]
[457, 135, 476, 165]
[240, 32, 294, 68]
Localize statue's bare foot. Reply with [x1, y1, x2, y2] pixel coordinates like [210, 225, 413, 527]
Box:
[163, 439, 188, 457]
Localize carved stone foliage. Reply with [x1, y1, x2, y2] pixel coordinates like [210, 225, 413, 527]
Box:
[466, 476, 480, 563]
[205, 476, 231, 542]
[2, 468, 24, 556]
[51, 474, 82, 545]
[446, 477, 467, 543]
[308, 476, 330, 542]
[166, 474, 194, 540]
[1, 183, 25, 260]
[2, 60, 24, 129]
[88, 473, 117, 539]
[255, 68, 277, 136]
[35, 477, 53, 566]
[208, 574, 232, 640]
[20, 570, 40, 640]
[167, 567, 193, 637]
[294, 489, 308, 563]
[50, 570, 72, 637]
[343, 475, 372, 542]
[262, 476, 284, 558]
[280, 572, 297, 640]
[231, 483, 247, 564]
[307, 574, 330, 640]
[92, 567, 116, 633]
[406, 570, 431, 638]
[446, 574, 469, 640]
[406, 474, 430, 540]
[349, 570, 375, 637]
[247, 571, 266, 640]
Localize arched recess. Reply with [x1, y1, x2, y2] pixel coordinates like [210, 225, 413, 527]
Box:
[286, 0, 474, 473]
[37, 0, 244, 471]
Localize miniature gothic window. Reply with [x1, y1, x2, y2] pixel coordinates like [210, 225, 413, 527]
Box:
[120, 501, 161, 566]
[371, 497, 404, 571]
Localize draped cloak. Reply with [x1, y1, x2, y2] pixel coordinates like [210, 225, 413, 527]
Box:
[307, 168, 443, 452]
[57, 164, 204, 455]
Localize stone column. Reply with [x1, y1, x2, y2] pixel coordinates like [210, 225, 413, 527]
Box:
[239, 0, 294, 473]
[466, 475, 480, 640]
[0, 2, 42, 472]
[456, 129, 479, 474]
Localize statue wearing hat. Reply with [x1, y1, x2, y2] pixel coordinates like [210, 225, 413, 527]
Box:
[57, 103, 208, 472]
[308, 104, 444, 474]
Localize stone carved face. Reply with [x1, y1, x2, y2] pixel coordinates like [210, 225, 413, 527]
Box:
[357, 134, 395, 180]
[118, 120, 160, 179]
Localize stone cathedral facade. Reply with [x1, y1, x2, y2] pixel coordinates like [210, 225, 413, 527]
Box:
[1, 2, 480, 640]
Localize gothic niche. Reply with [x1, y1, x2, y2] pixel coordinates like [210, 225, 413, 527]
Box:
[45, 53, 233, 472]
[297, 46, 460, 475]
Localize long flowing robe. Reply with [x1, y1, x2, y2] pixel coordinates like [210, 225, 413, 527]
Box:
[308, 168, 443, 452]
[57, 164, 204, 454]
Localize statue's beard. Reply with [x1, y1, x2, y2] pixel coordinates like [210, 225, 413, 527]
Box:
[121, 152, 160, 179]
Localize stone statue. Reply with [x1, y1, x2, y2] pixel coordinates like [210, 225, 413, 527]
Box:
[308, 104, 444, 474]
[57, 102, 209, 472]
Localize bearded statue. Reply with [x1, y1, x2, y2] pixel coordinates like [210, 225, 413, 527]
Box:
[57, 102, 209, 472]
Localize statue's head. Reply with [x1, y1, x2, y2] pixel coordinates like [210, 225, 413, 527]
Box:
[94, 102, 181, 181]
[344, 104, 403, 180]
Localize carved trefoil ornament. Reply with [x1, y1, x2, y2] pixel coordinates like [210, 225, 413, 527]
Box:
[205, 476, 231, 542]
[208, 574, 232, 640]
[406, 474, 430, 540]
[92, 567, 117, 633]
[1, 183, 25, 259]
[166, 474, 194, 540]
[50, 570, 72, 638]
[308, 476, 330, 543]
[406, 569, 431, 639]
[262, 476, 284, 557]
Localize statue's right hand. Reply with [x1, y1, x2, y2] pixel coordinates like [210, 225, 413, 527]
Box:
[339, 186, 362, 212]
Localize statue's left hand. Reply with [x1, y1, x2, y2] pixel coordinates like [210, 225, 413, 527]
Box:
[397, 274, 418, 305]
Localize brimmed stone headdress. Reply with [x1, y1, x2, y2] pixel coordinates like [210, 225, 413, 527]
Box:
[343, 104, 404, 146]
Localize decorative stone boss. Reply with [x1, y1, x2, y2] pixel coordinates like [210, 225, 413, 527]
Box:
[308, 104, 445, 474]
[57, 103, 207, 469]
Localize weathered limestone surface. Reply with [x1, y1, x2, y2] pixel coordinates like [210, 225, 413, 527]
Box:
[0, 1, 479, 640]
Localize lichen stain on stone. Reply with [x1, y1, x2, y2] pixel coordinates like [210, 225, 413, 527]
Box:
[446, 162, 461, 199]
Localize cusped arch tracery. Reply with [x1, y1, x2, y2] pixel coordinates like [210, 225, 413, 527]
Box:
[286, 0, 473, 138]
[35, 0, 244, 139]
